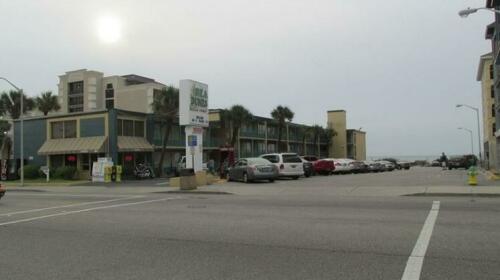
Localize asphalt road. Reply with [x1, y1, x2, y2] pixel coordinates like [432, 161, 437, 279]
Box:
[0, 168, 499, 279]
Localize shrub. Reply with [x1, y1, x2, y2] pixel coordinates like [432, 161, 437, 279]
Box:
[21, 165, 41, 179]
[54, 166, 77, 180]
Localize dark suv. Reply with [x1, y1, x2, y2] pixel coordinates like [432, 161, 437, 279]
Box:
[447, 155, 477, 169]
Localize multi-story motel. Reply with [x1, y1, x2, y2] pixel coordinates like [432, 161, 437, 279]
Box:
[478, 53, 496, 171]
[10, 69, 367, 179]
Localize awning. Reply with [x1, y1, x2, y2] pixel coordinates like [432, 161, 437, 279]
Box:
[38, 136, 107, 155]
[117, 136, 154, 152]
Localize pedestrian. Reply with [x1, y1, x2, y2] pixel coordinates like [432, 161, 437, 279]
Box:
[440, 152, 448, 170]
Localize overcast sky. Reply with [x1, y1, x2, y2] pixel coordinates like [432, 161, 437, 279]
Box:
[0, 0, 493, 157]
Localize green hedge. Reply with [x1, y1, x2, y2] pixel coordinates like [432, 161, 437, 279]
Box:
[54, 166, 77, 180]
[21, 165, 41, 179]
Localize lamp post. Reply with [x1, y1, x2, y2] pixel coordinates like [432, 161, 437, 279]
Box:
[0, 77, 24, 187]
[456, 104, 482, 164]
[458, 127, 474, 155]
[458, 7, 500, 17]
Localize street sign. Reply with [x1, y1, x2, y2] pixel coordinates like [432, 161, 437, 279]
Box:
[41, 166, 50, 182]
[187, 135, 197, 147]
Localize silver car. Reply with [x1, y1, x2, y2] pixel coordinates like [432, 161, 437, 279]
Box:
[228, 158, 278, 183]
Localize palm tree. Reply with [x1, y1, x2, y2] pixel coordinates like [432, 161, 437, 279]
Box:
[35, 91, 60, 116]
[271, 105, 294, 152]
[310, 125, 324, 156]
[323, 127, 336, 157]
[0, 90, 35, 119]
[151, 86, 179, 177]
[221, 105, 253, 148]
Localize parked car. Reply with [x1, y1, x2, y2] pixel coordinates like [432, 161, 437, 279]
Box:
[349, 161, 369, 173]
[447, 154, 477, 170]
[397, 161, 411, 170]
[260, 153, 304, 179]
[364, 160, 384, 172]
[227, 157, 278, 183]
[328, 158, 354, 174]
[302, 155, 335, 175]
[377, 160, 395, 171]
[175, 156, 208, 176]
[0, 184, 5, 200]
[299, 157, 314, 177]
[430, 159, 441, 167]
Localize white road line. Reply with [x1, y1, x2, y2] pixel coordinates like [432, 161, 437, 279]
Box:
[0, 197, 182, 227]
[155, 182, 169, 185]
[0, 196, 144, 217]
[401, 201, 441, 280]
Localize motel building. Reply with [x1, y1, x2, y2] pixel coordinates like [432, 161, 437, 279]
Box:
[9, 69, 366, 179]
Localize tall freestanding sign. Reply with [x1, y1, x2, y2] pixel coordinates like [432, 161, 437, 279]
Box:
[179, 79, 209, 172]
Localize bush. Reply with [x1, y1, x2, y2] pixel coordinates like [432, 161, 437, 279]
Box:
[21, 165, 41, 179]
[54, 166, 77, 180]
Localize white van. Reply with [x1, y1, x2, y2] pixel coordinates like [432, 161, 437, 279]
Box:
[260, 153, 304, 179]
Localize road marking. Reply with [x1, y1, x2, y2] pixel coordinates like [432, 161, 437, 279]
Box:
[0, 197, 182, 227]
[0, 196, 144, 217]
[401, 201, 440, 280]
[155, 182, 169, 185]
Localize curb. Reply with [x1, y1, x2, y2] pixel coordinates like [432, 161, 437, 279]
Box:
[482, 169, 500, 181]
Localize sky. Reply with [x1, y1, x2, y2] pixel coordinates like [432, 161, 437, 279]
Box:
[0, 0, 493, 157]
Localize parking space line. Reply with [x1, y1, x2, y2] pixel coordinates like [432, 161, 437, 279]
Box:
[0, 196, 144, 217]
[0, 197, 182, 227]
[401, 201, 440, 280]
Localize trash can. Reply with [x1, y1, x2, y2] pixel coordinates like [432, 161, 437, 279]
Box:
[179, 168, 196, 190]
[104, 166, 112, 183]
[116, 165, 122, 182]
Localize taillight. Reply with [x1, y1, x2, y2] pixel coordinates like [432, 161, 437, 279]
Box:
[280, 164, 284, 170]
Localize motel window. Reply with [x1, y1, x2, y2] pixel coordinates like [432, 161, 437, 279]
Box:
[51, 120, 76, 139]
[134, 121, 144, 137]
[51, 121, 64, 139]
[492, 86, 495, 99]
[50, 155, 64, 168]
[123, 120, 134, 136]
[106, 99, 114, 109]
[81, 154, 90, 170]
[494, 123, 497, 136]
[490, 64, 494, 80]
[493, 105, 496, 118]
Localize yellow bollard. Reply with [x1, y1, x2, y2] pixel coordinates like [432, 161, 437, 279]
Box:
[116, 165, 122, 182]
[467, 166, 478, 186]
[104, 166, 112, 183]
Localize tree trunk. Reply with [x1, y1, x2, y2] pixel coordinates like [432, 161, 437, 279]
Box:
[157, 122, 172, 177]
[230, 126, 239, 148]
[277, 125, 282, 153]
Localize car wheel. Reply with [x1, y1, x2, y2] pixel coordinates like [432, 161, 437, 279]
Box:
[243, 173, 249, 183]
[269, 179, 275, 183]
[292, 176, 299, 180]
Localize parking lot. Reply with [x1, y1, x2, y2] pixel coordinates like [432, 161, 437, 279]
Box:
[1, 167, 500, 279]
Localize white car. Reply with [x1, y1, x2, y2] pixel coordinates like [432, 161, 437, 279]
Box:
[327, 158, 354, 174]
[260, 153, 304, 179]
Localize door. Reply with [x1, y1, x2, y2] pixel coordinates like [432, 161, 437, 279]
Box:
[282, 154, 303, 175]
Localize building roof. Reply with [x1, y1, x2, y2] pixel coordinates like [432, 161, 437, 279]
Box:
[38, 136, 107, 155]
[477, 52, 494, 81]
[327, 110, 346, 113]
[122, 74, 165, 86]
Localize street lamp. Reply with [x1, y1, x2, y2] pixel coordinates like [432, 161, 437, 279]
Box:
[456, 104, 482, 164]
[0, 77, 24, 187]
[458, 7, 500, 18]
[458, 127, 474, 155]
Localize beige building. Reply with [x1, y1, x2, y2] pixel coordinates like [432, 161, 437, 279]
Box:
[327, 110, 366, 160]
[58, 69, 165, 114]
[347, 129, 366, 161]
[477, 53, 496, 171]
[327, 110, 347, 158]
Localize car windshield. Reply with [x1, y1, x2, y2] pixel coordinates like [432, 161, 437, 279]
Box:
[282, 154, 302, 163]
[248, 158, 271, 165]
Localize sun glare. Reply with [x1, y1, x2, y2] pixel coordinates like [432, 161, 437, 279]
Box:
[97, 16, 122, 44]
